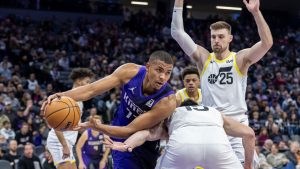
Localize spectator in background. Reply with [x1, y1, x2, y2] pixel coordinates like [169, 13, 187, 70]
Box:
[15, 122, 33, 146]
[0, 106, 10, 128]
[256, 146, 273, 169]
[285, 141, 300, 168]
[26, 73, 39, 92]
[43, 148, 56, 169]
[18, 143, 42, 169]
[261, 139, 274, 157]
[3, 140, 19, 169]
[270, 124, 283, 144]
[0, 134, 7, 151]
[267, 144, 289, 169]
[258, 127, 270, 146]
[0, 120, 15, 140]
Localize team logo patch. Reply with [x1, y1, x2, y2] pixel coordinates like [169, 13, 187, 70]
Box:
[145, 99, 155, 107]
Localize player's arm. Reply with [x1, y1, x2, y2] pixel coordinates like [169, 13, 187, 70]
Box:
[104, 122, 168, 152]
[41, 63, 138, 111]
[175, 92, 183, 107]
[100, 135, 111, 169]
[75, 130, 88, 169]
[222, 115, 255, 169]
[79, 95, 176, 138]
[54, 130, 71, 159]
[171, 0, 210, 68]
[237, 0, 273, 72]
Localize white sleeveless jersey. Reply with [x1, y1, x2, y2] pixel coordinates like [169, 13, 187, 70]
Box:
[48, 101, 83, 145]
[168, 105, 223, 135]
[176, 88, 202, 104]
[200, 52, 247, 116]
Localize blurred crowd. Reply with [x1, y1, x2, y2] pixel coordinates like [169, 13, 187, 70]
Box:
[0, 7, 299, 169]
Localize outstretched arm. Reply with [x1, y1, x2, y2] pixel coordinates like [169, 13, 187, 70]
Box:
[41, 63, 138, 111]
[171, 0, 209, 67]
[238, 0, 273, 71]
[223, 116, 255, 169]
[104, 122, 168, 152]
[77, 95, 176, 138]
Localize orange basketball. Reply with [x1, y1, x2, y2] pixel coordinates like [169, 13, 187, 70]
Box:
[45, 96, 80, 131]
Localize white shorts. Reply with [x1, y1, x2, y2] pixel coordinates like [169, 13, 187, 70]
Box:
[46, 137, 76, 166]
[155, 140, 243, 169]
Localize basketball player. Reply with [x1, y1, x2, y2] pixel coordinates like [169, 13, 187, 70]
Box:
[103, 99, 255, 169]
[176, 66, 201, 105]
[171, 0, 273, 166]
[46, 68, 94, 169]
[41, 50, 177, 169]
[76, 115, 110, 169]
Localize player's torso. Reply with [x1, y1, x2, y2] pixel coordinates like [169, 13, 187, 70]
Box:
[113, 66, 174, 126]
[176, 88, 202, 104]
[82, 128, 104, 156]
[200, 52, 247, 116]
[48, 101, 83, 145]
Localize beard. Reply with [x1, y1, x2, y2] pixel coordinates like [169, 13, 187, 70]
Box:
[212, 45, 226, 53]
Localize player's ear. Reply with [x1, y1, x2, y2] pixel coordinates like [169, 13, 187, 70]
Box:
[146, 62, 150, 71]
[229, 35, 233, 43]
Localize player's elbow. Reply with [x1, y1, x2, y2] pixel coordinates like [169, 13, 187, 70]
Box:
[171, 25, 181, 40]
[244, 128, 255, 140]
[262, 37, 273, 49]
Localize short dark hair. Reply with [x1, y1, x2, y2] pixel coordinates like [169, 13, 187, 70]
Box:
[181, 66, 199, 80]
[69, 68, 94, 82]
[179, 99, 199, 107]
[148, 50, 173, 65]
[210, 21, 232, 34]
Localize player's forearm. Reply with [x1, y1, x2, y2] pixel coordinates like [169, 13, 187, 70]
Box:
[171, 4, 198, 58]
[252, 11, 273, 48]
[54, 130, 68, 147]
[76, 146, 84, 164]
[94, 124, 134, 138]
[124, 130, 151, 150]
[242, 132, 255, 169]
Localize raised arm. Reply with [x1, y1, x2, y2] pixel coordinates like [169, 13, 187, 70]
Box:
[41, 63, 138, 111]
[171, 0, 209, 68]
[237, 0, 273, 73]
[223, 115, 255, 169]
[78, 95, 176, 138]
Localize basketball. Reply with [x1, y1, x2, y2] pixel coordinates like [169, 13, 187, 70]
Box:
[44, 96, 80, 131]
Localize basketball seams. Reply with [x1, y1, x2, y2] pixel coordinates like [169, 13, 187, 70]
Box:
[65, 97, 76, 129]
[45, 106, 79, 119]
[54, 103, 71, 130]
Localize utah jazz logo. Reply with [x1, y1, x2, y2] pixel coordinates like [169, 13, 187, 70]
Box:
[208, 66, 233, 84]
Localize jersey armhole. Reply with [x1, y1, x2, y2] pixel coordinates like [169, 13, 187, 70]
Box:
[200, 54, 212, 77]
[233, 54, 244, 77]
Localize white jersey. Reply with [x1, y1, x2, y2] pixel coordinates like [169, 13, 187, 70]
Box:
[200, 52, 247, 116]
[48, 101, 83, 145]
[176, 88, 202, 104]
[168, 105, 229, 144]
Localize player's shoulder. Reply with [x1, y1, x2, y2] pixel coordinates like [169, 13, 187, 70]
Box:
[114, 63, 142, 82]
[155, 94, 176, 108]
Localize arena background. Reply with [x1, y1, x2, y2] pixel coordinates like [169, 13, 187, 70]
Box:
[0, 0, 299, 169]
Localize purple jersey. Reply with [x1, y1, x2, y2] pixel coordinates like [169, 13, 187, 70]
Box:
[82, 128, 104, 157]
[112, 66, 174, 169]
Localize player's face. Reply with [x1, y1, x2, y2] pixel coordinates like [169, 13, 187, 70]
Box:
[211, 28, 233, 53]
[146, 60, 173, 90]
[183, 74, 200, 93]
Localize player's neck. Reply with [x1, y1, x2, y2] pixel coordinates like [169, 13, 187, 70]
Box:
[215, 50, 231, 60]
[187, 91, 198, 100]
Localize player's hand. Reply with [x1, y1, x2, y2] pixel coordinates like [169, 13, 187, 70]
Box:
[243, 0, 260, 14]
[78, 162, 87, 169]
[62, 145, 70, 159]
[103, 137, 132, 152]
[73, 115, 101, 131]
[40, 92, 64, 116]
[99, 159, 106, 169]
